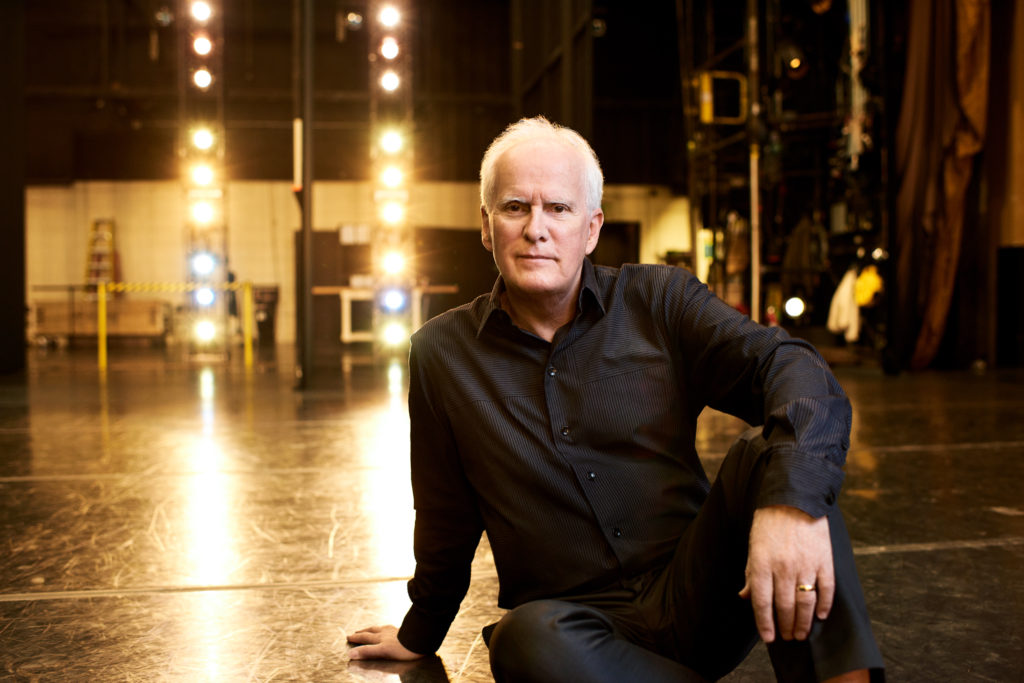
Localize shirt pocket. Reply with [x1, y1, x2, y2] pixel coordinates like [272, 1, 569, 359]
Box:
[577, 361, 683, 454]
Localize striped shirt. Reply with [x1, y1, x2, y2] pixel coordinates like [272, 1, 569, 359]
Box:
[397, 259, 850, 655]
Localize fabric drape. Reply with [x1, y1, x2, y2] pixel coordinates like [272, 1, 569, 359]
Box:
[894, 0, 990, 370]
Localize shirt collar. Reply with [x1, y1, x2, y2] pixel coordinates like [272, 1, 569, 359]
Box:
[475, 258, 606, 338]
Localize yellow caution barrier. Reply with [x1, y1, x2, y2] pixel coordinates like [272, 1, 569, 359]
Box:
[97, 281, 255, 372]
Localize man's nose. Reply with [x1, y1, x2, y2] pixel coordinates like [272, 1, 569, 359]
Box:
[522, 208, 548, 242]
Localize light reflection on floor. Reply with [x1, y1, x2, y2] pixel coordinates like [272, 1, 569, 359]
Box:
[1, 349, 1022, 681]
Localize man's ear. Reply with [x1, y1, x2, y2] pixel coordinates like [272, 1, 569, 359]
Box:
[584, 208, 604, 256]
[480, 206, 494, 253]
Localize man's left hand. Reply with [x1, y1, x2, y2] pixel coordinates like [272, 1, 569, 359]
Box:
[739, 505, 834, 643]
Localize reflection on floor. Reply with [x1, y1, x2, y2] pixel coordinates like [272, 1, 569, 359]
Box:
[1, 346, 1022, 681]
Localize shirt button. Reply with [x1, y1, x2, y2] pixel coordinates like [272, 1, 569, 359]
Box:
[613, 528, 623, 538]
[547, 367, 557, 377]
[560, 426, 570, 437]
[587, 471, 596, 481]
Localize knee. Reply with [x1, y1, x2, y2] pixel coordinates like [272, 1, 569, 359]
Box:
[489, 600, 603, 683]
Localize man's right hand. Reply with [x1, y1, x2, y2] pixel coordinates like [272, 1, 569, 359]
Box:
[347, 625, 425, 661]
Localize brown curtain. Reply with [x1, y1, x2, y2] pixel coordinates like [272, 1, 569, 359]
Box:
[894, 0, 990, 370]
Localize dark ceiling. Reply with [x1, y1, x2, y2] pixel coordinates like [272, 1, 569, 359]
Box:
[23, 0, 686, 187]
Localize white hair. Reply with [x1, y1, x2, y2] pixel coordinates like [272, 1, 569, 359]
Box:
[479, 116, 604, 213]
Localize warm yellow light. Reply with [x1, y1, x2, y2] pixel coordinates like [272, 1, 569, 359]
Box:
[379, 6, 400, 27]
[784, 296, 806, 318]
[380, 165, 403, 188]
[193, 128, 214, 150]
[382, 251, 406, 275]
[381, 201, 404, 224]
[191, 164, 214, 186]
[380, 37, 399, 60]
[193, 35, 213, 56]
[194, 319, 217, 343]
[382, 322, 408, 346]
[788, 57, 802, 70]
[191, 2, 212, 22]
[193, 68, 213, 89]
[191, 200, 215, 224]
[380, 130, 403, 154]
[380, 70, 400, 92]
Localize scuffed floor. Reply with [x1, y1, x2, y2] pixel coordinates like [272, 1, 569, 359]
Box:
[1, 347, 1022, 681]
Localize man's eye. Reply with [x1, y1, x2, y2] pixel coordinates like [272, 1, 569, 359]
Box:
[505, 202, 525, 213]
[551, 204, 569, 213]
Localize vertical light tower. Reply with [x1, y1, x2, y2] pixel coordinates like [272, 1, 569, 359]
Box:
[179, 0, 228, 352]
[369, 2, 413, 352]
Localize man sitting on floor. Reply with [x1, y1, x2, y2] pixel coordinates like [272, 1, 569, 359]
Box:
[348, 116, 884, 682]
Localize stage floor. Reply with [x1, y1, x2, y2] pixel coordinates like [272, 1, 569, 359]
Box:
[1, 346, 1022, 681]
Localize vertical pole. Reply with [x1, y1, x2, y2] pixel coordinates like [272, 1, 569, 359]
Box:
[243, 281, 254, 369]
[747, 0, 761, 323]
[299, 0, 315, 387]
[98, 282, 108, 371]
[0, 0, 26, 374]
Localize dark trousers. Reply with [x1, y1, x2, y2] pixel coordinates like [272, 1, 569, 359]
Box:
[486, 429, 885, 682]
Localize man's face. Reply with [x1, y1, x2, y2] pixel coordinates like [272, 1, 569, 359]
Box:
[481, 139, 603, 305]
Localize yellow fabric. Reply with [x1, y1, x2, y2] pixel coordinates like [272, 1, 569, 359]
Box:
[855, 265, 883, 307]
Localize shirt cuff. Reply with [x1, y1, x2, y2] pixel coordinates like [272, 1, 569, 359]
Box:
[397, 605, 450, 656]
[756, 449, 845, 518]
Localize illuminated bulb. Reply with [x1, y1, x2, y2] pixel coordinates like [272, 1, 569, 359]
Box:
[194, 319, 217, 343]
[193, 35, 212, 56]
[380, 130, 403, 154]
[784, 296, 806, 318]
[382, 251, 405, 275]
[195, 287, 215, 307]
[192, 128, 214, 150]
[191, 164, 214, 186]
[789, 57, 802, 70]
[380, 201, 404, 224]
[382, 322, 408, 346]
[380, 165, 403, 188]
[191, 200, 215, 224]
[380, 36, 399, 60]
[191, 252, 216, 276]
[380, 70, 400, 92]
[191, 1, 212, 22]
[382, 289, 406, 311]
[379, 6, 400, 27]
[193, 68, 213, 89]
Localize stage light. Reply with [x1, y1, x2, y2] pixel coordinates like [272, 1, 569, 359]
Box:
[382, 321, 408, 346]
[191, 164, 214, 186]
[193, 68, 213, 89]
[380, 70, 400, 92]
[380, 201, 404, 224]
[193, 35, 213, 56]
[380, 165, 403, 188]
[784, 296, 806, 318]
[379, 6, 400, 28]
[381, 288, 407, 312]
[191, 200, 216, 224]
[382, 251, 405, 275]
[346, 12, 364, 29]
[191, 2, 212, 22]
[380, 37, 399, 60]
[194, 319, 217, 343]
[778, 42, 808, 80]
[191, 252, 216, 276]
[192, 127, 214, 150]
[380, 130, 403, 154]
[195, 287, 215, 307]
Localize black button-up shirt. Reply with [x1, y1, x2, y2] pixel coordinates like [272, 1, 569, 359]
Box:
[397, 260, 849, 655]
